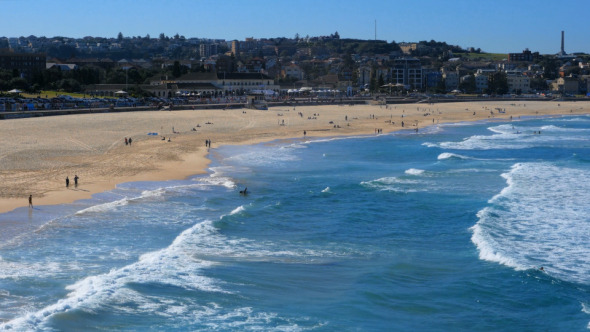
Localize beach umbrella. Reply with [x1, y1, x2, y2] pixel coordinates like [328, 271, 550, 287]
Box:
[8, 89, 22, 93]
[114, 90, 128, 95]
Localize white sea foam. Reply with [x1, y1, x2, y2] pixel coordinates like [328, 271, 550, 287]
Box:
[554, 116, 590, 123]
[226, 145, 300, 167]
[539, 124, 590, 133]
[74, 186, 172, 215]
[1, 203, 357, 330]
[199, 174, 236, 189]
[405, 168, 425, 176]
[422, 142, 438, 148]
[0, 220, 224, 331]
[321, 187, 331, 193]
[471, 162, 590, 284]
[361, 177, 425, 193]
[0, 259, 66, 279]
[230, 205, 246, 215]
[487, 124, 513, 134]
[140, 187, 167, 199]
[74, 197, 130, 215]
[437, 152, 471, 160]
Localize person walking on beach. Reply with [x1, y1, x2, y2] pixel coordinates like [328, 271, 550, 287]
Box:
[66, 176, 70, 188]
[74, 175, 79, 187]
[125, 137, 128, 145]
[28, 195, 33, 208]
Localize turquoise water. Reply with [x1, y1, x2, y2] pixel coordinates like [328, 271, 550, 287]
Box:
[1, 115, 590, 331]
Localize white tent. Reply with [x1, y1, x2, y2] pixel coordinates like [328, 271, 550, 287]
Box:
[8, 89, 22, 93]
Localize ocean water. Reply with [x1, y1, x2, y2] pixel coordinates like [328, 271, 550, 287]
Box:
[1, 114, 590, 331]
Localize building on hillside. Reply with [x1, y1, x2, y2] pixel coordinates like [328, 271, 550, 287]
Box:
[199, 43, 218, 58]
[68, 57, 115, 70]
[312, 74, 340, 90]
[508, 49, 540, 62]
[231, 40, 240, 55]
[281, 63, 304, 80]
[375, 66, 390, 83]
[442, 70, 458, 91]
[0, 49, 45, 78]
[399, 43, 417, 55]
[423, 68, 442, 89]
[474, 73, 489, 93]
[506, 74, 531, 94]
[357, 66, 372, 89]
[244, 57, 264, 73]
[392, 57, 422, 89]
[46, 63, 78, 71]
[551, 76, 579, 94]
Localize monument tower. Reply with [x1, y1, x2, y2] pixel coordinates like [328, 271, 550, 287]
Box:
[560, 30, 565, 55]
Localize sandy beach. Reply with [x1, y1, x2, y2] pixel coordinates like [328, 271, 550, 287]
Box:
[1, 100, 588, 213]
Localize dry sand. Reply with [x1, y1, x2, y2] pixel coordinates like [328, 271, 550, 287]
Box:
[1, 100, 588, 213]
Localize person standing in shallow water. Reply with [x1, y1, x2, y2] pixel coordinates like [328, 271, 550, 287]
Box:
[28, 195, 33, 208]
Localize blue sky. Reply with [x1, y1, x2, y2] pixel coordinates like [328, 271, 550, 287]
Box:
[1, 0, 587, 54]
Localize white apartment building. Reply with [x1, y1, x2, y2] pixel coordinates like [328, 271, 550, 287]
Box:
[474, 73, 489, 93]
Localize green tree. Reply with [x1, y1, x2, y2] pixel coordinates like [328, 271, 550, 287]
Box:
[172, 61, 182, 78]
[487, 72, 508, 95]
[369, 69, 377, 92]
[377, 74, 384, 90]
[538, 57, 558, 79]
[9, 77, 29, 91]
[530, 77, 548, 92]
[458, 73, 476, 94]
[435, 78, 446, 93]
[56, 78, 81, 92]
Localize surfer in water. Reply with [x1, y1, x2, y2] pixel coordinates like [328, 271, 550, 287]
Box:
[239, 187, 248, 195]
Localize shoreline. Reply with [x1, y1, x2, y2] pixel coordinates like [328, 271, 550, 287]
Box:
[1, 100, 589, 215]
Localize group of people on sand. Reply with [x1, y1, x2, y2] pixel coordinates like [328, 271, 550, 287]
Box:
[124, 137, 133, 145]
[29, 174, 79, 209]
[65, 175, 80, 188]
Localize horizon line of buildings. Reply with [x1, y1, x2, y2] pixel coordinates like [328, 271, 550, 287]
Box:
[2, 29, 589, 97]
